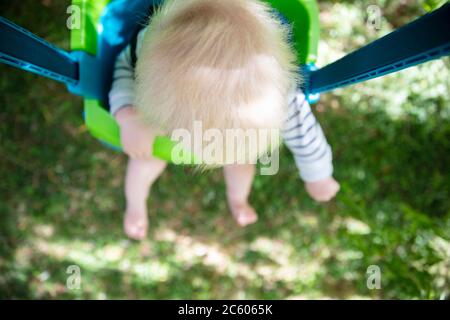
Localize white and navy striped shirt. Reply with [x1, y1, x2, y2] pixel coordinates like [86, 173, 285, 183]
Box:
[109, 28, 333, 182]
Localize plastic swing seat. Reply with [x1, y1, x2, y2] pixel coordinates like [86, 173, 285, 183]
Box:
[66, 0, 320, 162]
[1, 1, 449, 162]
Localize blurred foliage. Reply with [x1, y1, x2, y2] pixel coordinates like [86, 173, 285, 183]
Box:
[0, 0, 449, 299]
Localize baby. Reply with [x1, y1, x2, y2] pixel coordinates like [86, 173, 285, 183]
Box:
[109, 0, 340, 240]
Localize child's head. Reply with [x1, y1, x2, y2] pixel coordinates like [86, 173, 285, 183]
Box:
[135, 0, 299, 165]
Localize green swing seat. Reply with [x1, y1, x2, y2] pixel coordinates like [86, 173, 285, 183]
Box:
[70, 0, 320, 163]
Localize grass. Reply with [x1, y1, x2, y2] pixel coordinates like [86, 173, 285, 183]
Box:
[0, 0, 449, 299]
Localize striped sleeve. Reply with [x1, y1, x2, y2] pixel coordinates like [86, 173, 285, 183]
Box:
[108, 28, 147, 116]
[282, 92, 334, 182]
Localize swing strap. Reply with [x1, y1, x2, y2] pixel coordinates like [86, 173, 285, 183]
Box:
[306, 3, 450, 95]
[130, 4, 157, 69]
[0, 16, 78, 86]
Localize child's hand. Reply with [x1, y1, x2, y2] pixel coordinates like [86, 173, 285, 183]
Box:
[305, 177, 340, 202]
[115, 106, 155, 160]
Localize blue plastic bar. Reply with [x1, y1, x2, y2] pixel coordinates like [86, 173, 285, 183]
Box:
[0, 16, 79, 85]
[306, 3, 450, 95]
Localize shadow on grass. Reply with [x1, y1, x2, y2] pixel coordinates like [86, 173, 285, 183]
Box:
[1, 94, 449, 298]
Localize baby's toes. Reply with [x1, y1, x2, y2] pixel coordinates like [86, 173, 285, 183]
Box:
[125, 223, 147, 240]
[232, 204, 258, 227]
[124, 212, 148, 240]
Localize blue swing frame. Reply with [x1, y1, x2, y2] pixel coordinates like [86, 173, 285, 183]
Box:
[0, 0, 449, 159]
[1, 1, 448, 99]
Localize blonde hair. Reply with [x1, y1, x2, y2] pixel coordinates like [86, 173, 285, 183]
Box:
[135, 0, 299, 165]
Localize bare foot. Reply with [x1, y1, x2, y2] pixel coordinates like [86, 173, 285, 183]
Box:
[228, 201, 258, 227]
[124, 207, 148, 240]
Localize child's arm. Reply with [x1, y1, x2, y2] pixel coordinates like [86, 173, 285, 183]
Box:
[108, 30, 155, 159]
[109, 44, 136, 117]
[115, 106, 156, 160]
[282, 93, 340, 202]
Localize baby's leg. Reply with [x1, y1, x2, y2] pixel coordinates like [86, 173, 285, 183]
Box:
[223, 164, 258, 227]
[124, 157, 167, 240]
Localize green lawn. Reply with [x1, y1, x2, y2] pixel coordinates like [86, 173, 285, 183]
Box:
[0, 0, 449, 299]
